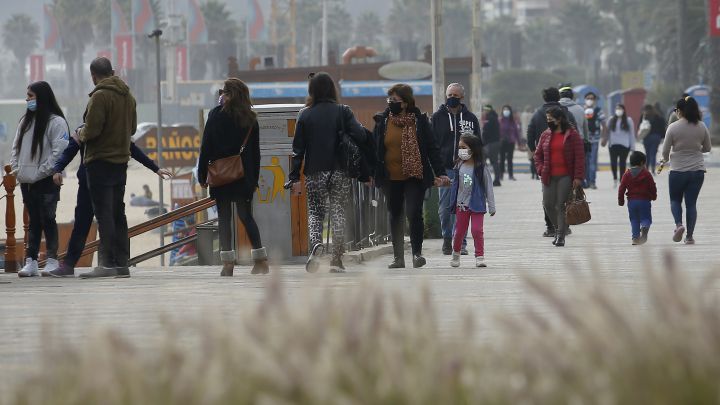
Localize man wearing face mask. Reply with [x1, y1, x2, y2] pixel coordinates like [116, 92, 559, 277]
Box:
[583, 92, 606, 189]
[431, 83, 481, 256]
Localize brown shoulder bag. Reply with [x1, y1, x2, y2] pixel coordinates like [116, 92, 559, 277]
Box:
[565, 187, 591, 225]
[206, 126, 253, 187]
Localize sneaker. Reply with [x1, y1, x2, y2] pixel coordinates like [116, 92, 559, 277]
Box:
[412, 255, 426, 268]
[329, 257, 345, 273]
[441, 238, 452, 255]
[18, 258, 39, 278]
[684, 237, 695, 245]
[388, 258, 405, 269]
[493, 180, 502, 187]
[673, 225, 685, 242]
[632, 238, 641, 245]
[450, 252, 460, 267]
[460, 246, 469, 255]
[543, 228, 555, 238]
[306, 243, 324, 273]
[639, 226, 649, 244]
[79, 266, 118, 279]
[115, 267, 131, 278]
[476, 256, 487, 268]
[40, 258, 60, 277]
[48, 262, 75, 278]
[590, 183, 597, 190]
[509, 176, 517, 181]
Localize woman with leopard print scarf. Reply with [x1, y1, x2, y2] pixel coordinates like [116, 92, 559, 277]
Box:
[371, 84, 450, 269]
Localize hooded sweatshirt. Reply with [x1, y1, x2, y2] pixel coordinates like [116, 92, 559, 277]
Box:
[79, 76, 137, 164]
[559, 97, 589, 141]
[10, 114, 69, 184]
[618, 166, 657, 205]
[431, 103, 481, 169]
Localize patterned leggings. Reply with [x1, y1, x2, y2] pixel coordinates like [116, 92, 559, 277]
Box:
[305, 171, 351, 259]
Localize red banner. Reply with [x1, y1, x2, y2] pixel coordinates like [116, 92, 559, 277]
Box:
[115, 35, 134, 71]
[29, 55, 44, 82]
[711, 0, 720, 37]
[97, 49, 112, 60]
[176, 46, 188, 81]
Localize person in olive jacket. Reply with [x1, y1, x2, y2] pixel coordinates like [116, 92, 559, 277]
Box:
[198, 78, 268, 276]
[372, 83, 449, 269]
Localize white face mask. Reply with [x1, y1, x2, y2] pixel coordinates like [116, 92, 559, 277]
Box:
[458, 149, 472, 161]
[615, 109, 624, 117]
[502, 110, 511, 118]
[585, 99, 595, 107]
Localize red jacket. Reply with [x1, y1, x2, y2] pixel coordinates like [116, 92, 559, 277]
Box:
[618, 167, 657, 205]
[533, 127, 585, 186]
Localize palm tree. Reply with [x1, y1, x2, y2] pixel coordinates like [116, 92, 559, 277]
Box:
[557, 1, 609, 67]
[52, 0, 96, 97]
[385, 0, 430, 60]
[354, 11, 384, 48]
[1, 14, 40, 85]
[201, 0, 238, 77]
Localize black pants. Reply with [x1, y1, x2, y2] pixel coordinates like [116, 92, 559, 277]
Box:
[216, 197, 262, 252]
[86, 161, 129, 268]
[20, 179, 59, 261]
[382, 179, 425, 257]
[63, 169, 95, 267]
[484, 141, 501, 182]
[609, 144, 630, 180]
[499, 141, 515, 179]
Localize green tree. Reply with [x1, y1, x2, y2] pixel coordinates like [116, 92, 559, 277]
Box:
[487, 69, 564, 112]
[483, 15, 519, 71]
[443, 0, 471, 58]
[557, 1, 609, 67]
[1, 14, 40, 86]
[94, 0, 163, 47]
[294, 0, 354, 65]
[201, 0, 238, 78]
[385, 0, 430, 60]
[354, 11, 384, 47]
[521, 19, 569, 71]
[53, 0, 96, 97]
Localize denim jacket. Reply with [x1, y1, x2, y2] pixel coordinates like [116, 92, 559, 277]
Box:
[449, 162, 496, 214]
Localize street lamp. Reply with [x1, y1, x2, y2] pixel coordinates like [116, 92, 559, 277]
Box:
[149, 29, 166, 266]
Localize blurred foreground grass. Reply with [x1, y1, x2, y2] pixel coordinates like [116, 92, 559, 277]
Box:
[8, 252, 720, 405]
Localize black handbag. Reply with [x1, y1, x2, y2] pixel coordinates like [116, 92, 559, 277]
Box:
[336, 105, 362, 179]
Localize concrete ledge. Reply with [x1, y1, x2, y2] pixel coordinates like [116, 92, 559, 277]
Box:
[344, 241, 409, 264]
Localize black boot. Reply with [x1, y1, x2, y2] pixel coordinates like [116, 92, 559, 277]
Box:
[412, 254, 427, 268]
[388, 257, 405, 268]
[555, 230, 566, 247]
[442, 238, 452, 255]
[543, 227, 556, 238]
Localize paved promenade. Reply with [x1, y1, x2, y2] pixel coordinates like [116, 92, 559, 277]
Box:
[1, 163, 719, 392]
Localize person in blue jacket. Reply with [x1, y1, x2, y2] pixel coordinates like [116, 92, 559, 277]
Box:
[46, 135, 172, 277]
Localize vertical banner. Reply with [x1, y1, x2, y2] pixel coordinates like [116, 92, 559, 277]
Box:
[176, 46, 188, 81]
[248, 0, 266, 41]
[711, 0, 720, 37]
[115, 35, 134, 71]
[43, 3, 60, 51]
[187, 0, 208, 44]
[132, 0, 155, 35]
[29, 55, 45, 82]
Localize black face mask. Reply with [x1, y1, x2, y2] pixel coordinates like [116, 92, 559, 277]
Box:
[446, 97, 461, 108]
[547, 121, 558, 131]
[388, 101, 403, 115]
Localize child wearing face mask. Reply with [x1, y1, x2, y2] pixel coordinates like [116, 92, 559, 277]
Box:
[448, 133, 496, 268]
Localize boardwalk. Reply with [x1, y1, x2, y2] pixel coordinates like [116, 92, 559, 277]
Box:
[1, 160, 719, 392]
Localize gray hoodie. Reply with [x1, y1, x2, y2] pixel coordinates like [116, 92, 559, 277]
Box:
[10, 114, 69, 184]
[560, 98, 589, 142]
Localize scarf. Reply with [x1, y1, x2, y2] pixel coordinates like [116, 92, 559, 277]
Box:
[388, 112, 423, 179]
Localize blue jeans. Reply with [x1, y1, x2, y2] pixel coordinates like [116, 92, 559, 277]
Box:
[627, 199, 652, 239]
[438, 171, 466, 246]
[585, 141, 599, 185]
[669, 170, 705, 237]
[643, 133, 662, 173]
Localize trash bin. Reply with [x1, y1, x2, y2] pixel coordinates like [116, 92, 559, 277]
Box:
[196, 223, 220, 265]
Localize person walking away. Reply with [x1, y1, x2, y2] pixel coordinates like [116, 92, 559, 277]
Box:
[618, 151, 656, 245]
[9, 81, 69, 277]
[559, 87, 589, 178]
[448, 134, 496, 268]
[534, 107, 585, 247]
[287, 72, 366, 273]
[583, 92, 606, 189]
[431, 82, 480, 256]
[520, 106, 537, 179]
[481, 105, 502, 186]
[602, 104, 635, 186]
[198, 78, 269, 276]
[661, 96, 712, 244]
[372, 83, 449, 269]
[74, 57, 135, 279]
[526, 87, 578, 238]
[498, 105, 520, 181]
[638, 104, 666, 174]
[48, 137, 172, 277]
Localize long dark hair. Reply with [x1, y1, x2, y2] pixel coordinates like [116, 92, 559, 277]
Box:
[18, 81, 65, 160]
[546, 106, 570, 133]
[609, 103, 629, 131]
[457, 134, 486, 185]
[501, 104, 515, 123]
[306, 72, 338, 106]
[676, 96, 701, 124]
[221, 78, 257, 128]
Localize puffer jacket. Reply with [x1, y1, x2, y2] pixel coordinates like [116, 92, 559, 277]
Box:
[533, 127, 585, 186]
[10, 114, 69, 184]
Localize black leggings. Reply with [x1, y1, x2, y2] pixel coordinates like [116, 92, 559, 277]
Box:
[382, 179, 426, 257]
[609, 144, 630, 180]
[217, 198, 262, 251]
[499, 141, 515, 178]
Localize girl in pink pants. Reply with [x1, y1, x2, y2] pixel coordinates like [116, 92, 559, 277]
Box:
[449, 134, 496, 267]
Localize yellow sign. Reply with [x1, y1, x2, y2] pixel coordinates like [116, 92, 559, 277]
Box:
[621, 71, 644, 90]
[137, 126, 201, 168]
[257, 156, 287, 204]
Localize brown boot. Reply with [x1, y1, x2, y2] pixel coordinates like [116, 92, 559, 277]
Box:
[250, 247, 269, 274]
[220, 251, 235, 276]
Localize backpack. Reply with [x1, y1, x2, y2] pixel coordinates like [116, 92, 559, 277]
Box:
[336, 105, 376, 181]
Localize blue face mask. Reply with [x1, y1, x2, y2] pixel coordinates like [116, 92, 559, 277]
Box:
[27, 99, 37, 112]
[446, 97, 461, 108]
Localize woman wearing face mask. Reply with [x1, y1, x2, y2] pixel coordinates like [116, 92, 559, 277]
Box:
[499, 104, 520, 181]
[372, 84, 449, 268]
[534, 107, 585, 247]
[9, 81, 69, 277]
[661, 97, 712, 244]
[602, 104, 635, 185]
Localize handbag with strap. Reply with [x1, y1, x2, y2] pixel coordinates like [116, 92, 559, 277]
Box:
[637, 119, 651, 141]
[336, 104, 362, 179]
[565, 187, 591, 225]
[206, 125, 253, 187]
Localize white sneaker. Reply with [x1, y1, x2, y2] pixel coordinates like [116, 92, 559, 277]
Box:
[476, 256, 487, 268]
[18, 258, 39, 277]
[450, 252, 460, 267]
[41, 258, 60, 277]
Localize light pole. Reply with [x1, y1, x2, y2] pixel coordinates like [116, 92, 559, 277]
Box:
[149, 28, 165, 266]
[431, 0, 445, 112]
[471, 0, 483, 113]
